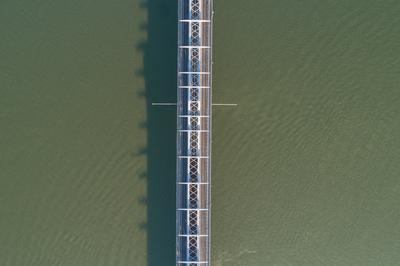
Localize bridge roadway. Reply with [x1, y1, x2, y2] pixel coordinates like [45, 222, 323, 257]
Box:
[176, 0, 213, 265]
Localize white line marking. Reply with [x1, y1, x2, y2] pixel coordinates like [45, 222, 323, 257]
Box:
[178, 130, 209, 132]
[178, 234, 208, 237]
[179, 46, 210, 49]
[177, 262, 208, 264]
[179, 86, 210, 89]
[212, 103, 238, 106]
[178, 72, 210, 74]
[178, 156, 209, 159]
[178, 182, 209, 185]
[179, 19, 211, 22]
[153, 103, 237, 107]
[178, 115, 209, 118]
[152, 102, 176, 106]
[178, 208, 209, 211]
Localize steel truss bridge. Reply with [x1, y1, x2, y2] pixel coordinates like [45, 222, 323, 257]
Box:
[176, 0, 213, 265]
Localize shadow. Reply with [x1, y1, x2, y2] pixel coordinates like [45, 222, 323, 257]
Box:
[138, 0, 177, 265]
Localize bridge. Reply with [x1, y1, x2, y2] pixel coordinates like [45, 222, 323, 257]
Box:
[176, 0, 213, 265]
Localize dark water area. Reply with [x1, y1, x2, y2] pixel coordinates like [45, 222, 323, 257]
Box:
[140, 1, 177, 265]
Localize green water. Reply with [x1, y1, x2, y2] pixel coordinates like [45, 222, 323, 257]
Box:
[1, 0, 400, 265]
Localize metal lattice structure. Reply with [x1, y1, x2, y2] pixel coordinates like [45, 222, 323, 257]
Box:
[177, 0, 213, 265]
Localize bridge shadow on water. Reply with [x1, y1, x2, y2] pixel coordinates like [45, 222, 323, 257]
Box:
[137, 1, 177, 265]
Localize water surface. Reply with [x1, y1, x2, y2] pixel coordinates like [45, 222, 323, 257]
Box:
[1, 0, 400, 265]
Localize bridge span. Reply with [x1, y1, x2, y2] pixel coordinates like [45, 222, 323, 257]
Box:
[176, 0, 213, 265]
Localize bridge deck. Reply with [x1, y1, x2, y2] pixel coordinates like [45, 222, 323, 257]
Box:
[176, 0, 213, 265]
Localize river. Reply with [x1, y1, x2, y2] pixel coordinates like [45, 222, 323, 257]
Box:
[1, 0, 400, 265]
